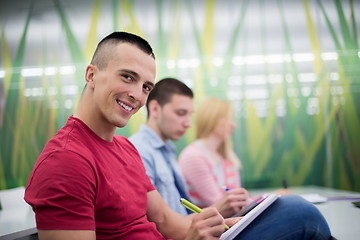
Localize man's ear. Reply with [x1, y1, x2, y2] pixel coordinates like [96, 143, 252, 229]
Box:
[85, 64, 96, 89]
[148, 100, 160, 119]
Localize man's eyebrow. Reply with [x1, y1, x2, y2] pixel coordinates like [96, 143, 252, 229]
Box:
[121, 69, 140, 79]
[146, 81, 155, 88]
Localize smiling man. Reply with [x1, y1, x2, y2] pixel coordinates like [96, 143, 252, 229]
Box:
[24, 32, 230, 240]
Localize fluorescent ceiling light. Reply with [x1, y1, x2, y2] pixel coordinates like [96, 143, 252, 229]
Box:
[232, 56, 245, 65]
[266, 54, 288, 63]
[45, 67, 58, 76]
[60, 66, 75, 75]
[177, 58, 200, 68]
[245, 55, 266, 65]
[1, 65, 76, 78]
[298, 73, 316, 82]
[321, 52, 338, 61]
[293, 53, 315, 62]
[212, 57, 224, 66]
[61, 85, 78, 95]
[21, 68, 43, 77]
[245, 75, 267, 85]
[167, 60, 176, 69]
[24, 87, 44, 97]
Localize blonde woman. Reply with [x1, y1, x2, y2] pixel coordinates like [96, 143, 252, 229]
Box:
[178, 98, 242, 208]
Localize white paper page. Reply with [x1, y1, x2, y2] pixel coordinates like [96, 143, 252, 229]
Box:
[220, 193, 279, 240]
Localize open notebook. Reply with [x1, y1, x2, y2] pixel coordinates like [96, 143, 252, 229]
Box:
[220, 193, 279, 240]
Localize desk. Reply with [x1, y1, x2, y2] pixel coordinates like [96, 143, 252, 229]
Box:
[0, 205, 36, 240]
[249, 186, 360, 240]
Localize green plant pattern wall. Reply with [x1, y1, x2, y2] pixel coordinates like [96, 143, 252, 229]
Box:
[0, 0, 359, 191]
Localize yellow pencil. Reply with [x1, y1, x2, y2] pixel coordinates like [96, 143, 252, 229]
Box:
[180, 198, 229, 230]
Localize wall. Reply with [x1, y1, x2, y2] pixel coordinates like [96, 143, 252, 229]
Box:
[0, 0, 359, 191]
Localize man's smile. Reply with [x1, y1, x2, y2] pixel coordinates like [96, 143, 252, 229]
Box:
[116, 100, 135, 112]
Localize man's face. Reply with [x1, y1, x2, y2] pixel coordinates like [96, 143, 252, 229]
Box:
[89, 43, 156, 129]
[156, 94, 194, 141]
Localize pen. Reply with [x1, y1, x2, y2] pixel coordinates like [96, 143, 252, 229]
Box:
[223, 186, 253, 203]
[223, 186, 231, 191]
[180, 198, 229, 230]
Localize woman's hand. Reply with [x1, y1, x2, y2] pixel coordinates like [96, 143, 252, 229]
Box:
[212, 188, 250, 218]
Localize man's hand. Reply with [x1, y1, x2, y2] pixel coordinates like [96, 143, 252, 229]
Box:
[224, 217, 242, 228]
[212, 188, 250, 218]
[184, 207, 226, 240]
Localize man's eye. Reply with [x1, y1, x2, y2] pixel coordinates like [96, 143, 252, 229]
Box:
[122, 75, 133, 81]
[176, 111, 186, 116]
[143, 84, 153, 92]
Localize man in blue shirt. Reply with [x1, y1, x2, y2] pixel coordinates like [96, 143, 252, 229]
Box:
[130, 78, 250, 216]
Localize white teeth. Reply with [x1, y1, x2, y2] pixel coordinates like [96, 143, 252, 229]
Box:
[118, 101, 133, 111]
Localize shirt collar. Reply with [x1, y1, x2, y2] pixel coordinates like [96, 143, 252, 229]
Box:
[139, 124, 176, 152]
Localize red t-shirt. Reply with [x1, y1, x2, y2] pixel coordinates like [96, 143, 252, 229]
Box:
[25, 116, 165, 239]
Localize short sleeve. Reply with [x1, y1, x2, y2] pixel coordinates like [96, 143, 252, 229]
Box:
[25, 150, 96, 230]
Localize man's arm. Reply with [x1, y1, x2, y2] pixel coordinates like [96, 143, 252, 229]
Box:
[37, 230, 95, 240]
[147, 190, 227, 240]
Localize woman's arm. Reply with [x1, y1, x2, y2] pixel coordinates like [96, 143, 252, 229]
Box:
[179, 149, 249, 217]
[180, 152, 223, 205]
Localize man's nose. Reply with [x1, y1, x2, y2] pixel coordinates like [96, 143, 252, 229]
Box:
[184, 117, 192, 128]
[128, 84, 143, 101]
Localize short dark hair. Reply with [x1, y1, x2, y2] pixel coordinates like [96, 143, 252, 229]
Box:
[91, 31, 155, 70]
[146, 78, 193, 118]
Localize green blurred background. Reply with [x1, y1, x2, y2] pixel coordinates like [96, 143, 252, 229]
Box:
[0, 0, 359, 192]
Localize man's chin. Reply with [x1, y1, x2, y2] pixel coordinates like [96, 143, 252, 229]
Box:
[115, 120, 129, 128]
[170, 135, 182, 141]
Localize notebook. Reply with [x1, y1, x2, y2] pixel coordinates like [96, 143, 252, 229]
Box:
[220, 193, 279, 240]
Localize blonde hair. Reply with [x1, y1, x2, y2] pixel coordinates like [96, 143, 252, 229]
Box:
[195, 98, 241, 168]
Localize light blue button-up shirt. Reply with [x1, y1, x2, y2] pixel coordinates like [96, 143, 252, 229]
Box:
[129, 125, 189, 215]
